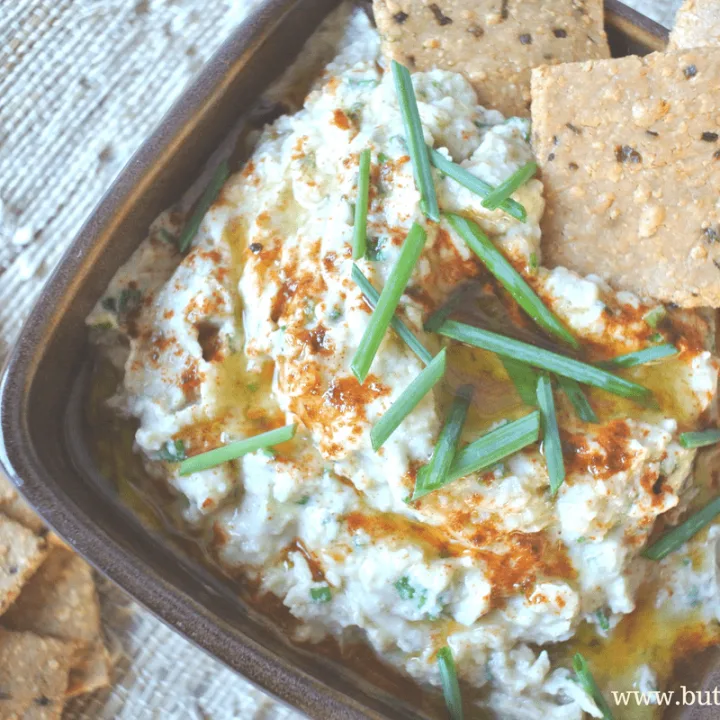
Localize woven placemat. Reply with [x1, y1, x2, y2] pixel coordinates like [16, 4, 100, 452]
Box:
[0, 0, 682, 717]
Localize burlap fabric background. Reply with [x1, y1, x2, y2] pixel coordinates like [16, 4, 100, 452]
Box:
[0, 0, 683, 717]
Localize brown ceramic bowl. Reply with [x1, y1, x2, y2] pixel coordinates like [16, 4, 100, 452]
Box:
[4, 2, 716, 718]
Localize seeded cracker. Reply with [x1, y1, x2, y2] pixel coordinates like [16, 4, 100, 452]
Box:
[373, 0, 609, 117]
[531, 48, 720, 307]
[0, 628, 77, 719]
[0, 514, 48, 617]
[669, 0, 720, 50]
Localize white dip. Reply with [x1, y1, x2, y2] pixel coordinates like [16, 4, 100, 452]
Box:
[88, 6, 720, 718]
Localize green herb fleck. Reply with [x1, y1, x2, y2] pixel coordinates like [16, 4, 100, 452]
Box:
[644, 306, 667, 329]
[596, 609, 610, 631]
[158, 439, 186, 462]
[649, 332, 664, 343]
[366, 236, 385, 261]
[310, 586, 332, 603]
[529, 252, 538, 271]
[378, 153, 389, 164]
[157, 228, 176, 244]
[296, 495, 310, 506]
[394, 576, 416, 600]
[118, 287, 142, 314]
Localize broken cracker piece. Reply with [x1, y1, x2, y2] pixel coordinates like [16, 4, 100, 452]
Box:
[531, 48, 720, 306]
[373, 0, 609, 117]
[66, 640, 111, 698]
[0, 628, 77, 718]
[669, 0, 720, 50]
[2, 547, 110, 699]
[3, 547, 100, 646]
[0, 514, 48, 618]
[1, 495, 46, 536]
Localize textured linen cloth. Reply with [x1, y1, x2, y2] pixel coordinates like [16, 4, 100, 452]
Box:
[0, 1, 683, 717]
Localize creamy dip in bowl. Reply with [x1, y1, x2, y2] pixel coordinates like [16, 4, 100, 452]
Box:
[86, 6, 720, 718]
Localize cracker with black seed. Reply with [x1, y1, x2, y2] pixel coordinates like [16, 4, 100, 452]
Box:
[2, 547, 111, 699]
[0, 628, 77, 719]
[0, 514, 48, 618]
[532, 48, 720, 306]
[669, 0, 720, 50]
[373, 0, 609, 117]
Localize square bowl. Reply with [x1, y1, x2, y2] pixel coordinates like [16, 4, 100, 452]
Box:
[4, 2, 712, 719]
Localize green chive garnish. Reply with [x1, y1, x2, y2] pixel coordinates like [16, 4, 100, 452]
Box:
[352, 223, 427, 383]
[598, 343, 677, 369]
[413, 385, 473, 500]
[437, 647, 463, 720]
[481, 162, 537, 212]
[429, 149, 526, 222]
[679, 428, 720, 449]
[391, 61, 439, 222]
[424, 289, 465, 333]
[371, 349, 446, 451]
[179, 424, 296, 476]
[556, 375, 598, 423]
[536, 373, 565, 494]
[351, 265, 432, 366]
[178, 159, 230, 253]
[643, 496, 720, 560]
[573, 653, 615, 720]
[353, 149, 371, 260]
[446, 213, 577, 348]
[437, 320, 652, 402]
[501, 357, 538, 406]
[444, 411, 540, 483]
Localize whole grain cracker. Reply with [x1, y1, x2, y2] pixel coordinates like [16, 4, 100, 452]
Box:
[0, 628, 77, 718]
[531, 48, 720, 306]
[373, 0, 609, 117]
[0, 496, 45, 536]
[2, 547, 100, 646]
[669, 0, 720, 50]
[0, 515, 48, 618]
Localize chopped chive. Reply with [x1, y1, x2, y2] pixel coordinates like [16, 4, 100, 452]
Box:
[644, 306, 667, 329]
[481, 162, 537, 212]
[413, 385, 473, 500]
[679, 428, 720, 449]
[556, 375, 598, 423]
[351, 223, 427, 383]
[351, 264, 432, 366]
[391, 61, 439, 222]
[179, 424, 296, 476]
[310, 586, 332, 603]
[371, 349, 446, 450]
[598, 343, 677, 369]
[424, 289, 465, 333]
[536, 373, 565, 494]
[596, 609, 610, 632]
[353, 149, 371, 260]
[529, 252, 538, 271]
[178, 159, 230, 253]
[446, 213, 578, 348]
[444, 411, 540, 483]
[437, 647, 464, 720]
[573, 653, 615, 720]
[649, 332, 664, 344]
[643, 496, 720, 560]
[429, 148, 526, 222]
[501, 357, 538, 406]
[436, 320, 652, 402]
